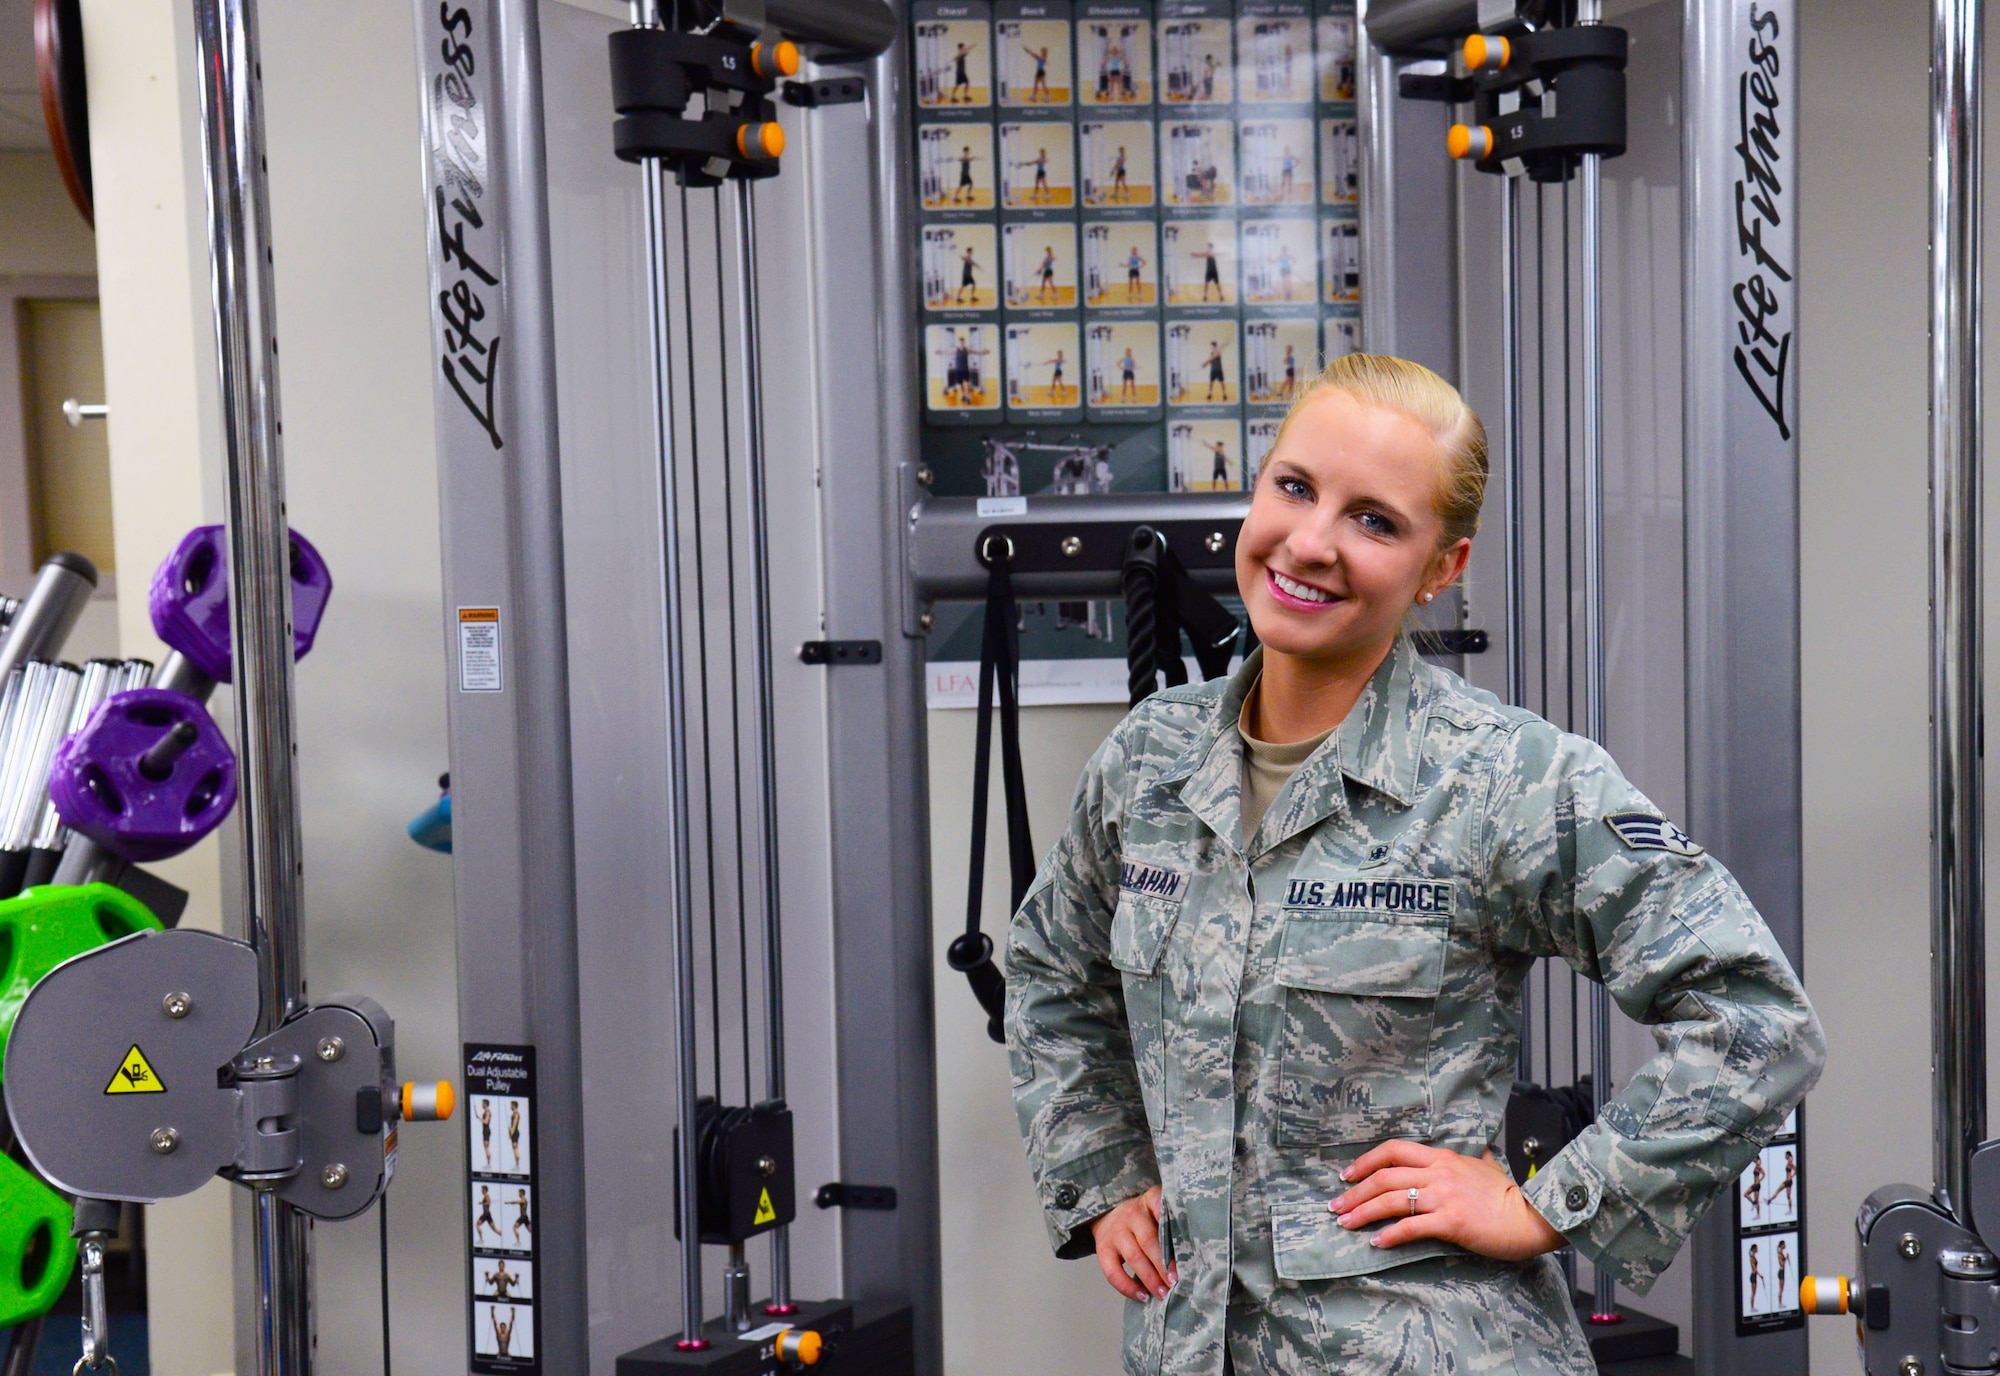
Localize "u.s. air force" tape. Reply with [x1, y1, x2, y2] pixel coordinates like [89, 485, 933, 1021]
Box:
[1604, 812, 1705, 857]
[1284, 877, 1456, 914]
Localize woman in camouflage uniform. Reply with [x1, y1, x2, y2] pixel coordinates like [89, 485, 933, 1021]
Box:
[1005, 354, 1824, 1374]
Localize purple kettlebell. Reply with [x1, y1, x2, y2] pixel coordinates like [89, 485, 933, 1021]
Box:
[148, 525, 334, 684]
[48, 689, 239, 863]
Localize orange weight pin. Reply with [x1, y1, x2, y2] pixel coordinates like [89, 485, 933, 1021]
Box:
[774, 1327, 822, 1366]
[737, 121, 786, 160]
[1447, 124, 1493, 160]
[752, 40, 801, 78]
[1464, 33, 1511, 71]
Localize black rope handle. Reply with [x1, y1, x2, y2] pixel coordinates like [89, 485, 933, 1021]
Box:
[950, 541, 1035, 1044]
[1123, 531, 1163, 708]
[1124, 526, 1240, 705]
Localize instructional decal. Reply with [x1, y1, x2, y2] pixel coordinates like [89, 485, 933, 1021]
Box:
[104, 1045, 164, 1095]
[1735, 1103, 1805, 1335]
[458, 607, 504, 693]
[466, 1044, 541, 1373]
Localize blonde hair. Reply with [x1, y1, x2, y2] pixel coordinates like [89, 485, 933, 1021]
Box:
[1269, 353, 1489, 549]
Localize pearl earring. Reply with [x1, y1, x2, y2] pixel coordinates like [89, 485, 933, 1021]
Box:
[1419, 592, 1434, 604]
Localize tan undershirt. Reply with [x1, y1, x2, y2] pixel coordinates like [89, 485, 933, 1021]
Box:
[1236, 679, 1334, 845]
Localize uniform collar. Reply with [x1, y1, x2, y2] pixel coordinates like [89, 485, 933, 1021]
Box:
[1159, 637, 1425, 847]
[1332, 634, 1423, 810]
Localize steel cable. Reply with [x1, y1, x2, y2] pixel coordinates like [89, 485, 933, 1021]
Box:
[712, 190, 754, 1107]
[678, 182, 725, 1097]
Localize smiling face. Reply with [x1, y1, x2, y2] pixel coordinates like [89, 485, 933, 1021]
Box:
[1235, 389, 1469, 673]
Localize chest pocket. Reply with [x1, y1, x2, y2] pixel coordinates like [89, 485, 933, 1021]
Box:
[1273, 908, 1449, 1146]
[1110, 893, 1181, 1084]
[1110, 893, 1180, 976]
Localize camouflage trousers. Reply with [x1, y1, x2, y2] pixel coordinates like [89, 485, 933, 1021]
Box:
[1147, 1253, 1597, 1376]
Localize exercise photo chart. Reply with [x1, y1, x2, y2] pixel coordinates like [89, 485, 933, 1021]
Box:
[915, 0, 1361, 705]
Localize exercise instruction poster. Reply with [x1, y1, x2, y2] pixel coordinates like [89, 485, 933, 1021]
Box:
[914, 0, 1357, 705]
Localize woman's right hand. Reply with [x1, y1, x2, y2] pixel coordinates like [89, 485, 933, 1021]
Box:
[1088, 1185, 1177, 1302]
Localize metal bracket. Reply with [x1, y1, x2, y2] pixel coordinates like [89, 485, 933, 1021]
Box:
[815, 1182, 897, 1211]
[800, 639, 883, 666]
[909, 494, 1250, 603]
[782, 76, 867, 107]
[3, 928, 401, 1220]
[1853, 1185, 1985, 1372]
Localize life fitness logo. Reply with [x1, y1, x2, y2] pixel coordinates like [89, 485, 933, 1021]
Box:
[432, 4, 505, 452]
[1731, 3, 1791, 442]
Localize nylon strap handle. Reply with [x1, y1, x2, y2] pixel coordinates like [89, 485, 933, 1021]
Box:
[949, 539, 1033, 1045]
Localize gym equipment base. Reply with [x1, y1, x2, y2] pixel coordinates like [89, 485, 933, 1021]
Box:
[1575, 1292, 1680, 1366]
[617, 1298, 914, 1375]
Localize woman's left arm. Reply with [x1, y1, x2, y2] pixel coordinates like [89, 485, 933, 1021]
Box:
[1478, 725, 1825, 1292]
[1338, 724, 1826, 1284]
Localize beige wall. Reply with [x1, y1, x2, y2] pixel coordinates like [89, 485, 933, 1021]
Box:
[929, 703, 1128, 1376]
[255, 1, 460, 1370]
[0, 151, 95, 277]
[1798, 2, 1937, 1372]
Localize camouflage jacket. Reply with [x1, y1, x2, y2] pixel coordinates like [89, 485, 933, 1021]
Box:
[1006, 638, 1824, 1374]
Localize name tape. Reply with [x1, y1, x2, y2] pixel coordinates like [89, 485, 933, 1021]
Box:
[1120, 862, 1189, 904]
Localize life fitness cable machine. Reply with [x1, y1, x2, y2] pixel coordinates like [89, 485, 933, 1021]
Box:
[1341, 0, 1808, 1369]
[410, 1, 936, 1374]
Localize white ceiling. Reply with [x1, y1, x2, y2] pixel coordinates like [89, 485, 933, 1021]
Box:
[0, 0, 52, 152]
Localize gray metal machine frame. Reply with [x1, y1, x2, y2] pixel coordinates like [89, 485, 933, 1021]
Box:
[415, 1, 940, 1371]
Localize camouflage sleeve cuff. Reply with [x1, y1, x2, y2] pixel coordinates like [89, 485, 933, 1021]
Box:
[1036, 1137, 1161, 1261]
[1521, 1132, 1682, 1295]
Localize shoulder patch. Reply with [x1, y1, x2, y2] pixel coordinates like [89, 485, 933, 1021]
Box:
[1604, 812, 1705, 857]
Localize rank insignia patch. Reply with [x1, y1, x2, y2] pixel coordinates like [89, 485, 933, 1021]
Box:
[1605, 812, 1705, 857]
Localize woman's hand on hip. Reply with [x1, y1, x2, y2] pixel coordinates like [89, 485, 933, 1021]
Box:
[1328, 1141, 1566, 1262]
[1088, 1185, 1178, 1302]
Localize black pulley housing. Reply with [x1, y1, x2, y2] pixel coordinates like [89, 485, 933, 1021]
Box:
[673, 1098, 796, 1245]
[1403, 23, 1629, 183]
[607, 26, 785, 186]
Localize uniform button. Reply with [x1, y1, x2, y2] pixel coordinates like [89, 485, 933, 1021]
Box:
[1053, 1183, 1080, 1209]
[1564, 1186, 1590, 1212]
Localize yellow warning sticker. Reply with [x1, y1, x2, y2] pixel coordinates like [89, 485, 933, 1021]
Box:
[753, 1188, 777, 1227]
[104, 1045, 165, 1095]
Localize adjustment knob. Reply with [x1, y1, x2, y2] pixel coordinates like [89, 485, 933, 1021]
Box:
[775, 1327, 822, 1367]
[737, 121, 786, 160]
[402, 1080, 456, 1122]
[752, 40, 801, 78]
[1800, 1275, 1852, 1316]
[1464, 34, 1511, 71]
[1447, 124, 1493, 160]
